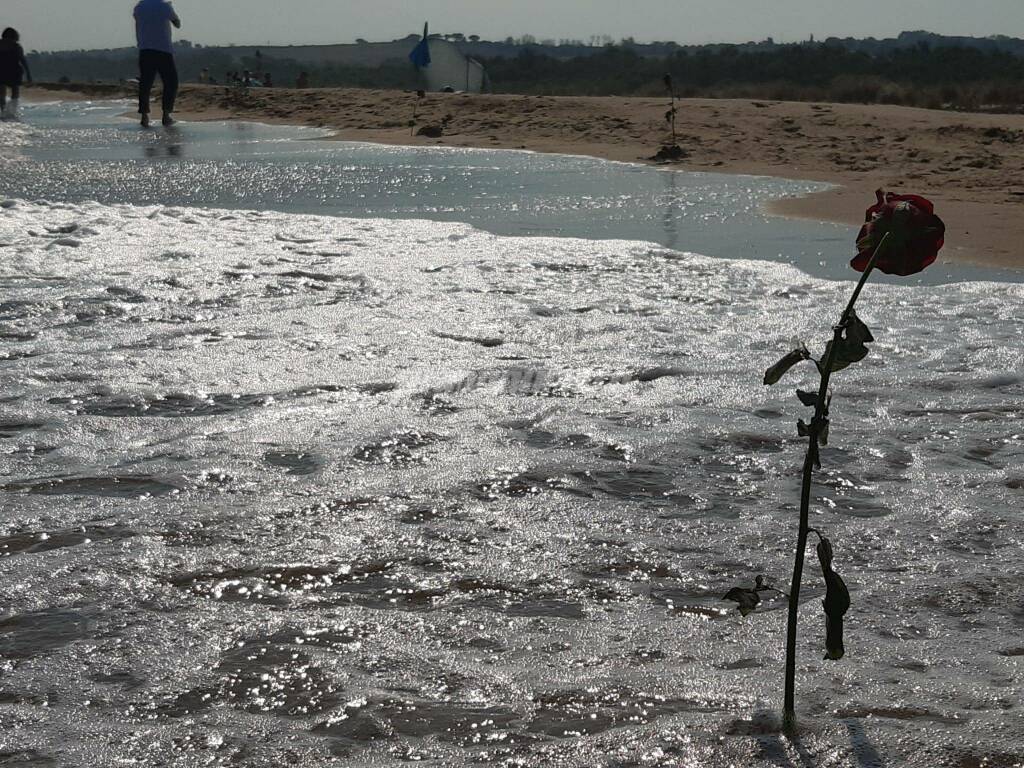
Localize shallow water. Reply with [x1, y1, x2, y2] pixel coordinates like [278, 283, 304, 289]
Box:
[1, 105, 1023, 767]
[2, 100, 1018, 285]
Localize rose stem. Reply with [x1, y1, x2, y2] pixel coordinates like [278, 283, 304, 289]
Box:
[782, 231, 891, 733]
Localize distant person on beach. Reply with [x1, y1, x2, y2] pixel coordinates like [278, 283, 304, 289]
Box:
[296, 71, 310, 89]
[133, 0, 181, 127]
[263, 72, 273, 88]
[0, 28, 31, 120]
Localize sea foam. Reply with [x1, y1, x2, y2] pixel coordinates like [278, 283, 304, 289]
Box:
[1, 199, 1022, 766]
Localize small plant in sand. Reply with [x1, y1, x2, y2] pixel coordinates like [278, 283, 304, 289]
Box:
[726, 190, 946, 731]
[664, 73, 678, 146]
[651, 73, 685, 162]
[409, 89, 426, 136]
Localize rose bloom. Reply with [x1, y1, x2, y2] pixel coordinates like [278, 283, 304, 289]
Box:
[851, 190, 945, 276]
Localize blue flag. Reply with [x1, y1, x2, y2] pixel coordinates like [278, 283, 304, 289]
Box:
[409, 39, 431, 68]
[409, 23, 431, 69]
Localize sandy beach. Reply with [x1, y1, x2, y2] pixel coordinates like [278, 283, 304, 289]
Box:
[24, 82, 1024, 271]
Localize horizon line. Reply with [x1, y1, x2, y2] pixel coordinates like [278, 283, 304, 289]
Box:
[26, 28, 1011, 56]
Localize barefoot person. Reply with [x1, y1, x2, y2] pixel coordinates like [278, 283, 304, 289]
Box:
[133, 0, 181, 127]
[0, 28, 31, 120]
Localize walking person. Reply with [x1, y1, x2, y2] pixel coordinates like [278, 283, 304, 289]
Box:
[0, 28, 31, 121]
[133, 0, 181, 127]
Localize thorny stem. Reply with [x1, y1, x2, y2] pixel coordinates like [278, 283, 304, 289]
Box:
[782, 232, 891, 733]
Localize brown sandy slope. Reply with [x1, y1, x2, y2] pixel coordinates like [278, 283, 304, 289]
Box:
[23, 83, 134, 102]
[29, 83, 1024, 271]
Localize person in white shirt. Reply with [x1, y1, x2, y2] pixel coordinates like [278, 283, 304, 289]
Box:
[133, 0, 181, 127]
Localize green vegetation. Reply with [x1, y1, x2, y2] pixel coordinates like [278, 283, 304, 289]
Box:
[28, 35, 1024, 112]
[483, 43, 1024, 110]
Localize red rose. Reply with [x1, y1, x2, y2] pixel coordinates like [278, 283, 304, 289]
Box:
[850, 190, 945, 276]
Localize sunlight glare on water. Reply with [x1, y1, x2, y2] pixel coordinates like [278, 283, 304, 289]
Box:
[0, 102, 1022, 767]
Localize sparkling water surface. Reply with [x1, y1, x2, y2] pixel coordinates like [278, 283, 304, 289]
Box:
[2, 100, 1017, 285]
[0, 101, 1022, 767]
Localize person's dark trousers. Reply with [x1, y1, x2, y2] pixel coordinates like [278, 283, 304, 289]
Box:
[138, 49, 178, 116]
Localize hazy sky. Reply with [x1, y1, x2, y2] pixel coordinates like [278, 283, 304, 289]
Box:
[4, 0, 1023, 52]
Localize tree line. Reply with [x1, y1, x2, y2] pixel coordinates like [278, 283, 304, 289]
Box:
[483, 43, 1024, 110]
[28, 40, 1024, 112]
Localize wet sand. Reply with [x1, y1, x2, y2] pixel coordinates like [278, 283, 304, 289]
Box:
[25, 82, 1024, 271]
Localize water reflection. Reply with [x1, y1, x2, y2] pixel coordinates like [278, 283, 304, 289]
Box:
[5, 100, 1021, 284]
[661, 168, 679, 251]
[0, 102, 855, 280]
[142, 125, 184, 159]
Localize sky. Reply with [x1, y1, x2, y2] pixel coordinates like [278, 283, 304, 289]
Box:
[4, 0, 1024, 52]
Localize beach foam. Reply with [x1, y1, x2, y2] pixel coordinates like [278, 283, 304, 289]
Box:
[1, 199, 1022, 766]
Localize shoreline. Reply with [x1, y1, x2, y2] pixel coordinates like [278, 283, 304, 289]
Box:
[23, 83, 1024, 271]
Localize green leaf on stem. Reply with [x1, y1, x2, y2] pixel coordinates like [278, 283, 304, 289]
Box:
[764, 345, 810, 386]
[817, 311, 875, 374]
[845, 310, 875, 344]
[797, 417, 829, 444]
[816, 536, 851, 660]
[817, 338, 869, 373]
[796, 389, 819, 407]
